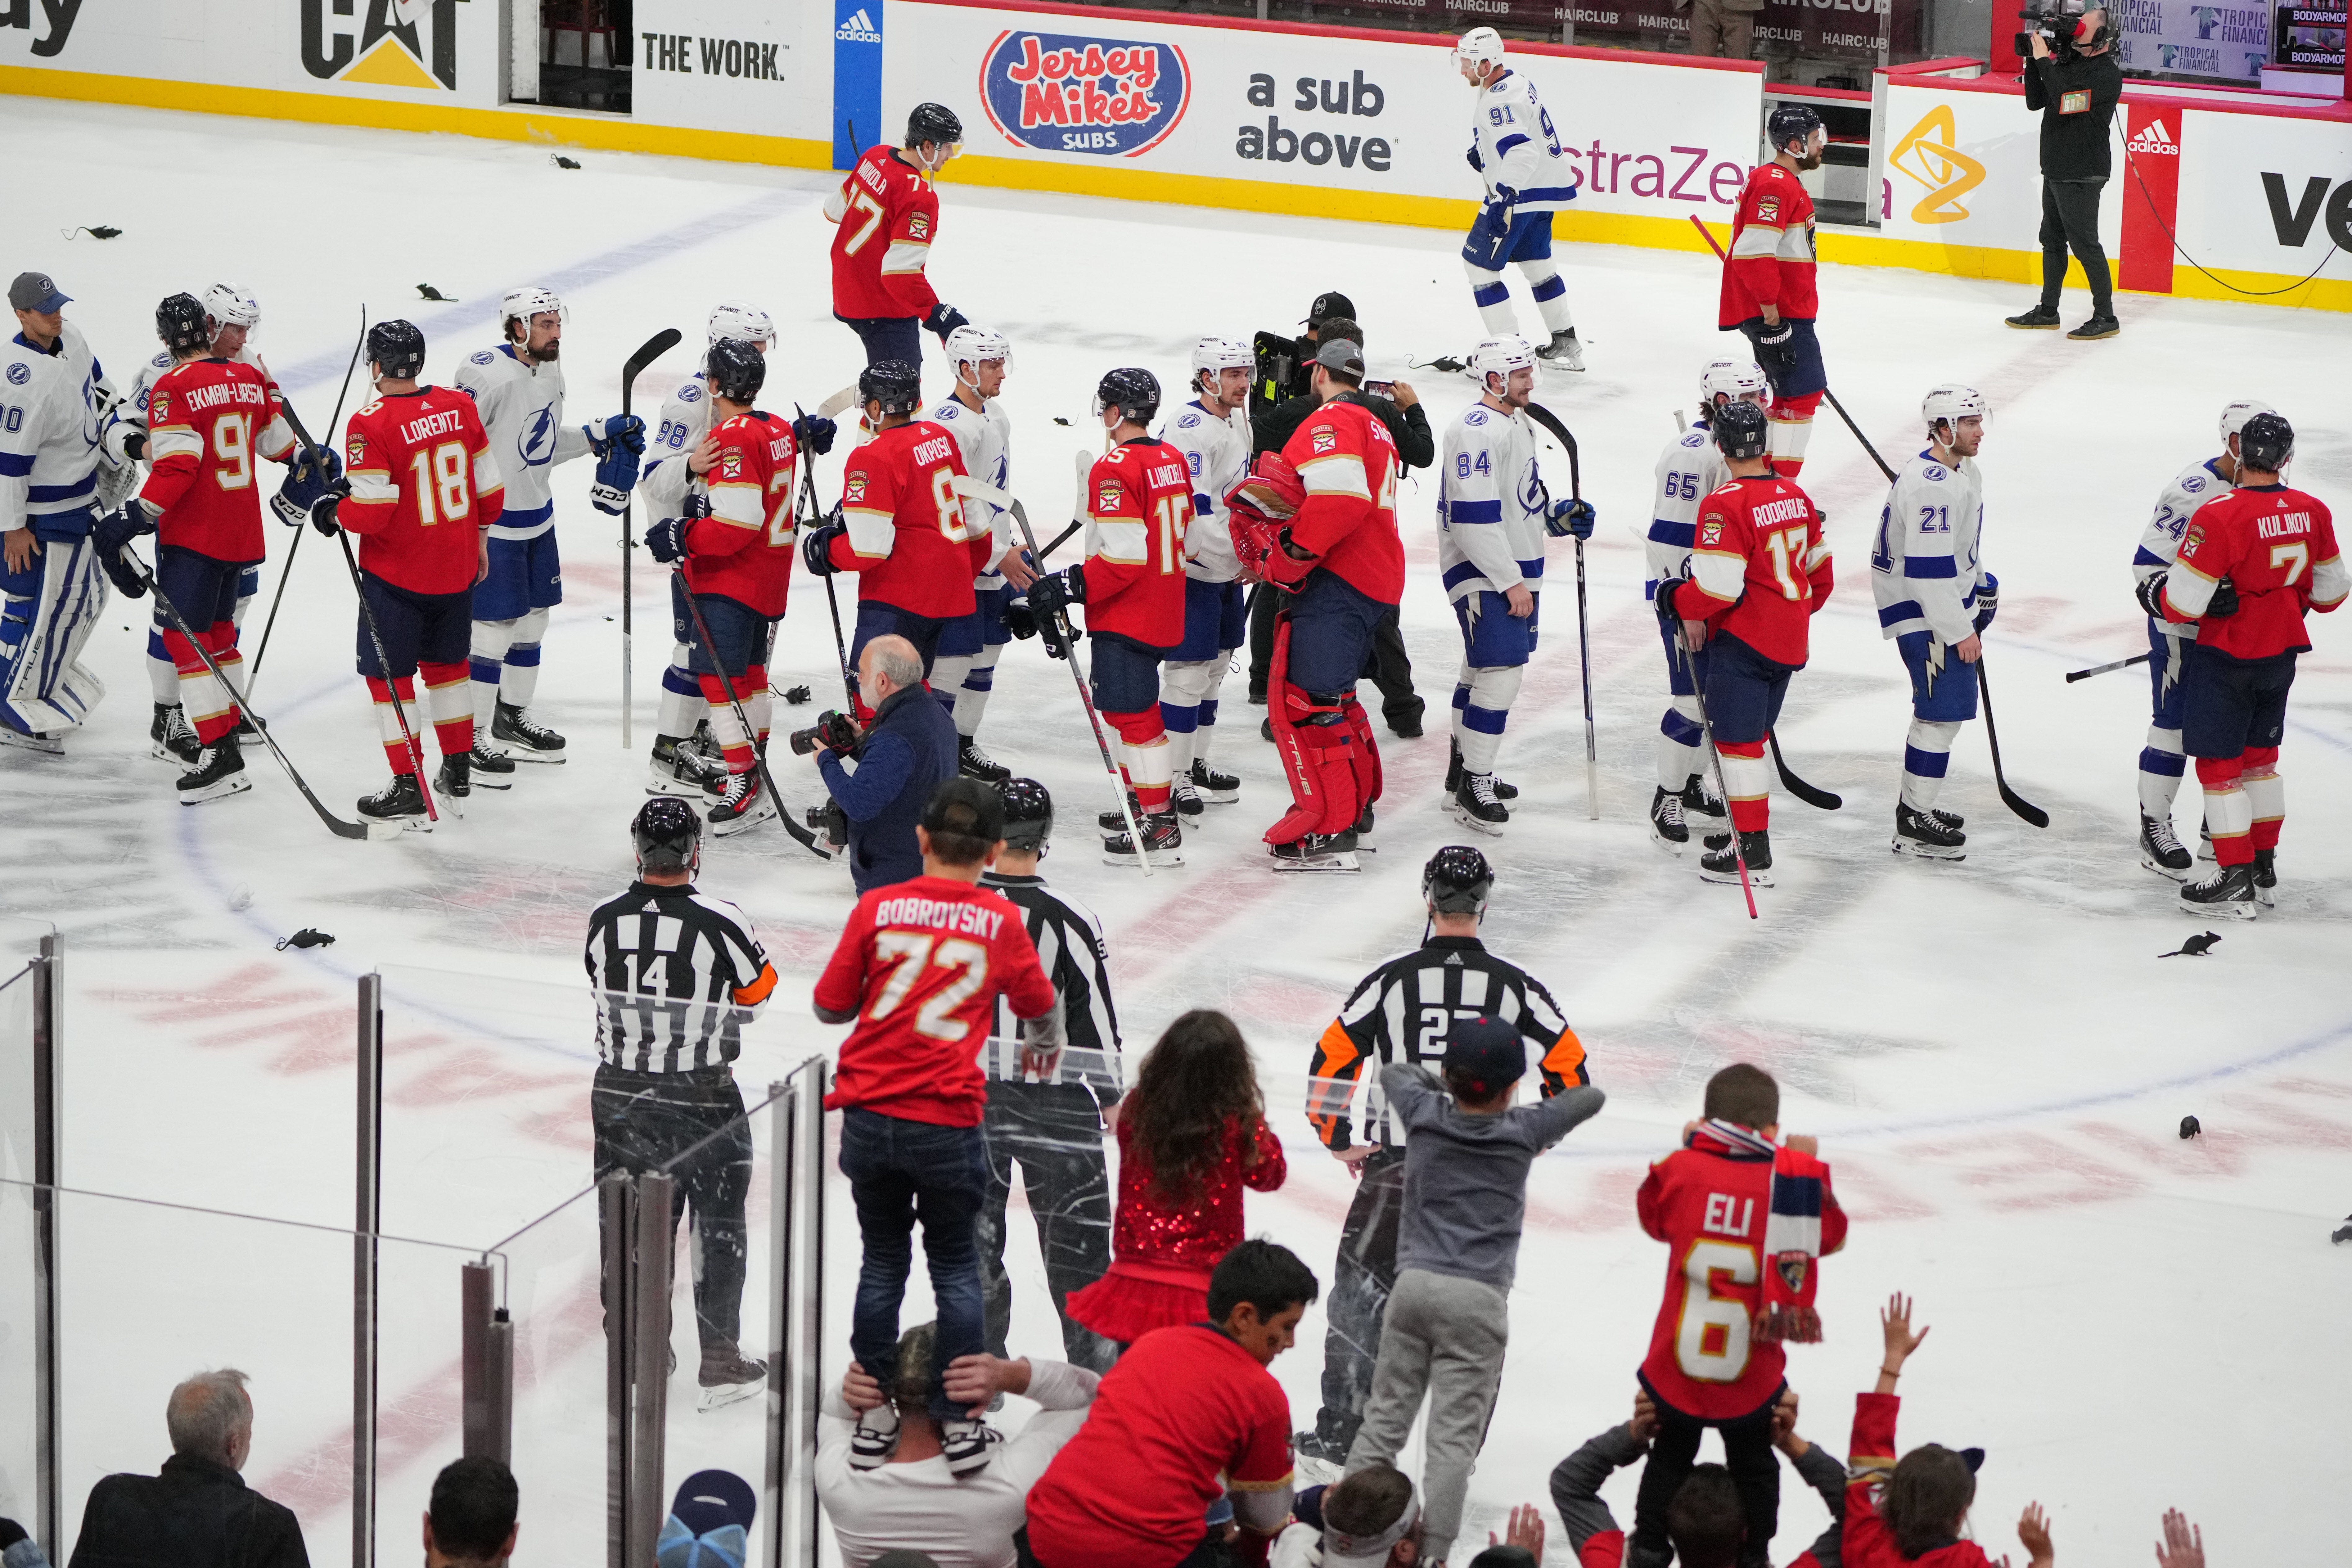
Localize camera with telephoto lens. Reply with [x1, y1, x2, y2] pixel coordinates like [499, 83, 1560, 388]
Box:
[787, 709, 859, 756]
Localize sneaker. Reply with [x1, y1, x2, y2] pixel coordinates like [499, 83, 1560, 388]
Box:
[1678, 772, 1725, 819]
[2179, 862, 2257, 920]
[1098, 792, 1143, 832]
[467, 742, 516, 790]
[492, 700, 566, 762]
[435, 749, 471, 804]
[1189, 757, 1241, 803]
[709, 769, 776, 836]
[175, 743, 250, 805]
[1103, 811, 1183, 867]
[151, 702, 201, 764]
[846, 1402, 901, 1470]
[697, 1343, 768, 1412]
[1448, 772, 1509, 835]
[940, 1417, 1002, 1477]
[1171, 778, 1204, 818]
[358, 772, 430, 832]
[648, 735, 727, 798]
[2068, 313, 2120, 340]
[1700, 828, 1773, 887]
[1892, 802, 1967, 861]
[1270, 831, 1361, 873]
[958, 736, 1011, 784]
[1535, 327, 1586, 370]
[2253, 848, 2278, 908]
[2005, 303, 2061, 329]
[1649, 785, 1689, 849]
[2140, 813, 2192, 881]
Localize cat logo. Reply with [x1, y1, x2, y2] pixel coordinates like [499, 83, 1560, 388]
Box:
[302, 0, 466, 92]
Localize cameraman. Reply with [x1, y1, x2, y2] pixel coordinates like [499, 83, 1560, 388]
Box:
[808, 633, 958, 894]
[2005, 6, 2122, 341]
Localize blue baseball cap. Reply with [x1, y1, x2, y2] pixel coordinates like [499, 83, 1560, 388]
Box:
[1442, 1015, 1524, 1097]
[9, 272, 69, 313]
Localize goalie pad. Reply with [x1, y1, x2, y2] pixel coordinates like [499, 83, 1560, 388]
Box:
[1, 531, 110, 735]
[1262, 614, 1365, 844]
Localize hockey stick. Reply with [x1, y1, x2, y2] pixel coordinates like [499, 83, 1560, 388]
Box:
[1526, 402, 1600, 821]
[961, 477, 1153, 875]
[1679, 626, 1758, 919]
[674, 570, 829, 859]
[1688, 213, 1728, 260]
[250, 306, 368, 694]
[1766, 731, 1842, 810]
[794, 403, 861, 710]
[128, 549, 368, 839]
[619, 328, 684, 748]
[1037, 520, 1082, 561]
[2066, 651, 2150, 683]
[1975, 656, 2049, 828]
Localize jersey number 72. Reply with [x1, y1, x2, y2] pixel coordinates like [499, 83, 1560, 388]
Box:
[868, 931, 990, 1043]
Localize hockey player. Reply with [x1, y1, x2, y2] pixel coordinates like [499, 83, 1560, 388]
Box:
[825, 103, 972, 372]
[285, 319, 505, 827]
[1870, 386, 1996, 861]
[1294, 845, 1588, 1473]
[1721, 106, 1827, 480]
[1025, 369, 1196, 866]
[1434, 336, 1592, 835]
[1652, 399, 1831, 885]
[799, 360, 984, 704]
[924, 325, 1035, 784]
[1646, 359, 1766, 848]
[2128, 398, 2273, 878]
[1, 270, 118, 753]
[1156, 336, 1254, 816]
[453, 286, 645, 779]
[1453, 29, 1584, 368]
[2142, 411, 2345, 917]
[643, 338, 799, 837]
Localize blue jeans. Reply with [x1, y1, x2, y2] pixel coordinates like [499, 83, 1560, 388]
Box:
[839, 1106, 988, 1421]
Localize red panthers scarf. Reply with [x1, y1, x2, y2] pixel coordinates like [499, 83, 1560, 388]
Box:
[1698, 1118, 1829, 1344]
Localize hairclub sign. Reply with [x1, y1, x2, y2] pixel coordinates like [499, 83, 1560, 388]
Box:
[979, 29, 1192, 157]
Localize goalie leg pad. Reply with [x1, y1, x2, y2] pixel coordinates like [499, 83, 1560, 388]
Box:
[1, 528, 108, 737]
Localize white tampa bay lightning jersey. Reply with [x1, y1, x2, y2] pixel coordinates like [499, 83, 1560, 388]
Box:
[455, 344, 590, 540]
[640, 370, 714, 522]
[1158, 399, 1249, 584]
[924, 389, 1013, 585]
[1, 322, 114, 528]
[1871, 448, 1988, 643]
[1436, 400, 1546, 602]
[1649, 421, 1729, 596]
[2137, 456, 2231, 638]
[1468, 69, 1576, 214]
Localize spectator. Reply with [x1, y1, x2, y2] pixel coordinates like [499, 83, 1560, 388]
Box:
[1065, 1010, 1286, 1349]
[1267, 1460, 1422, 1567]
[817, 1325, 1100, 1568]
[1341, 1019, 1605, 1567]
[814, 634, 960, 892]
[68, 1368, 308, 1568]
[658, 1469, 755, 1568]
[422, 1456, 517, 1568]
[1846, 1294, 2052, 1568]
[1685, 0, 1760, 61]
[2154, 1512, 2204, 1568]
[1, 1519, 52, 1568]
[1022, 1239, 1317, 1568]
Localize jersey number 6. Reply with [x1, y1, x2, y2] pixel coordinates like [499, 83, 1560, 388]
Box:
[1674, 1237, 1756, 1383]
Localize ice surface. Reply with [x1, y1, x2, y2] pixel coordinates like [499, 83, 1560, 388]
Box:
[3, 92, 2350, 1565]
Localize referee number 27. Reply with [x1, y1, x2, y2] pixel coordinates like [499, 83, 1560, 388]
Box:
[869, 932, 990, 1042]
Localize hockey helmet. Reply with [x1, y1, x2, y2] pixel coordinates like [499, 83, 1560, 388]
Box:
[706, 337, 767, 403]
[1191, 335, 1253, 392]
[1093, 366, 1161, 428]
[366, 319, 427, 381]
[1712, 398, 1770, 461]
[200, 282, 260, 331]
[997, 777, 1054, 854]
[859, 359, 922, 417]
[1700, 358, 1772, 411]
[1922, 383, 1988, 435]
[2237, 410, 2294, 471]
[907, 102, 963, 152]
[500, 286, 565, 341]
[1470, 336, 1537, 396]
[1423, 845, 1496, 917]
[155, 292, 211, 356]
[2218, 398, 2277, 444]
[707, 301, 775, 349]
[945, 325, 1012, 385]
[1455, 26, 1506, 71]
[1768, 103, 1825, 159]
[632, 796, 701, 876]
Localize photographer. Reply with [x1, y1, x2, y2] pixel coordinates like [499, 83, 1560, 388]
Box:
[807, 634, 959, 894]
[2005, 5, 2122, 340]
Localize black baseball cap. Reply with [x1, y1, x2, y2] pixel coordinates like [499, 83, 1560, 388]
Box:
[1442, 1015, 1524, 1096]
[9, 272, 69, 313]
[669, 1470, 755, 1536]
[1306, 290, 1356, 327]
[923, 775, 1006, 842]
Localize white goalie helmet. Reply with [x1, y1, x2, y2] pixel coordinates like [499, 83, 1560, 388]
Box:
[706, 300, 774, 349]
[500, 286, 565, 339]
[1469, 335, 1537, 390]
[200, 283, 260, 331]
[1455, 25, 1506, 70]
[945, 324, 1012, 381]
[2218, 398, 2277, 443]
[1922, 383, 1989, 432]
[1700, 357, 1772, 408]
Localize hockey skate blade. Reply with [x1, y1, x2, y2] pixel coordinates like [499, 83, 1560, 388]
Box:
[1443, 798, 1508, 837]
[364, 816, 433, 839]
[1890, 836, 1966, 862]
[710, 799, 779, 838]
[1649, 823, 1687, 856]
[1270, 851, 1360, 873]
[2141, 851, 2191, 883]
[2178, 891, 2257, 921]
[177, 773, 254, 806]
[698, 1379, 765, 1413]
[1103, 846, 1183, 869]
[0, 726, 63, 756]
[645, 763, 721, 799]
[1699, 863, 1773, 889]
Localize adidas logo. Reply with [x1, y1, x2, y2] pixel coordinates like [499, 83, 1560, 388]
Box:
[835, 8, 881, 41]
[2128, 119, 2179, 155]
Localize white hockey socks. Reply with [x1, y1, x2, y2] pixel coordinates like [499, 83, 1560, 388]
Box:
[954, 642, 1002, 736]
[656, 644, 700, 742]
[500, 606, 548, 711]
[1451, 663, 1523, 776]
[929, 650, 979, 733]
[1657, 694, 1705, 790]
[470, 616, 518, 738]
[1160, 658, 1223, 777]
[2138, 723, 2186, 819]
[1463, 259, 1519, 337]
[1900, 719, 1962, 811]
[1521, 260, 1576, 335]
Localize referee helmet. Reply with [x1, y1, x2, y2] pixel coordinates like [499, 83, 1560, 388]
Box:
[632, 797, 701, 875]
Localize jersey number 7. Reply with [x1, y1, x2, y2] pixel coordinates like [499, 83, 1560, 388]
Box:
[844, 189, 888, 256]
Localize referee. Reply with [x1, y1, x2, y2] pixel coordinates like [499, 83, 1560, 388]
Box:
[585, 797, 780, 1410]
[975, 779, 1123, 1374]
[1292, 844, 1591, 1471]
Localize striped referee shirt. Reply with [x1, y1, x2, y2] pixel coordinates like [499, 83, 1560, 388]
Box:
[1306, 935, 1587, 1151]
[978, 871, 1123, 1095]
[585, 881, 779, 1072]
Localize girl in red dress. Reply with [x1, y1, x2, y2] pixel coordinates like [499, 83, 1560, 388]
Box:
[1067, 1009, 1287, 1348]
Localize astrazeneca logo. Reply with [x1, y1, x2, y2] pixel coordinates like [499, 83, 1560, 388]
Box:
[980, 30, 1192, 157]
[1888, 104, 1985, 224]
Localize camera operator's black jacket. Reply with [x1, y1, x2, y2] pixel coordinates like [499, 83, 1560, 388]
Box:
[2024, 48, 2122, 181]
[1252, 389, 1434, 469]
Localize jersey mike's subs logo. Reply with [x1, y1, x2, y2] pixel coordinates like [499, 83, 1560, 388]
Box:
[980, 30, 1190, 157]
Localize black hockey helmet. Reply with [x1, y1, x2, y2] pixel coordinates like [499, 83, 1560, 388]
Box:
[1093, 366, 1161, 428]
[706, 336, 766, 403]
[997, 776, 1053, 853]
[156, 292, 210, 356]
[632, 795, 701, 875]
[859, 359, 922, 418]
[1422, 845, 1495, 916]
[1767, 103, 1825, 158]
[2237, 410, 2294, 471]
[366, 318, 427, 381]
[1713, 398, 1770, 461]
[907, 101, 963, 149]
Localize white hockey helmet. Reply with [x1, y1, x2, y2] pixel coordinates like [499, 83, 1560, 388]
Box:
[500, 286, 565, 340]
[1922, 383, 1989, 433]
[1699, 357, 1772, 409]
[2218, 398, 2277, 443]
[945, 324, 1012, 375]
[1190, 335, 1252, 391]
[1469, 335, 1537, 392]
[706, 300, 774, 349]
[200, 282, 260, 331]
[1455, 26, 1506, 70]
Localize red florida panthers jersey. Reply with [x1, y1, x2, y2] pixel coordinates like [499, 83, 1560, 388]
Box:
[1279, 400, 1406, 606]
[341, 388, 506, 595]
[1671, 475, 1832, 667]
[1081, 436, 1194, 650]
[1719, 162, 1819, 327]
[830, 419, 985, 619]
[2164, 484, 2346, 660]
[687, 410, 799, 618]
[826, 146, 943, 322]
[140, 358, 295, 564]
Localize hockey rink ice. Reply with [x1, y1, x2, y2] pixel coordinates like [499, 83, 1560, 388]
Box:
[4, 92, 2350, 1564]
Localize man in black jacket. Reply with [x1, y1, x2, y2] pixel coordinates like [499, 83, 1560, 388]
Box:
[813, 633, 960, 893]
[2006, 7, 2123, 340]
[1248, 316, 1432, 737]
[69, 1369, 309, 1568]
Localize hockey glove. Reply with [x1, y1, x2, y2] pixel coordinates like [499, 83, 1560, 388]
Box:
[1025, 565, 1086, 618]
[2134, 570, 2170, 620]
[309, 493, 345, 537]
[585, 413, 646, 458]
[1465, 143, 1485, 173]
[1263, 527, 1321, 588]
[800, 519, 845, 577]
[107, 425, 147, 464]
[644, 517, 689, 565]
[272, 447, 345, 528]
[100, 542, 150, 601]
[1755, 322, 1796, 374]
[2206, 574, 2240, 618]
[1973, 571, 1999, 633]
[793, 413, 838, 455]
[1038, 609, 1080, 660]
[1003, 599, 1039, 641]
[93, 499, 156, 559]
[1546, 496, 1597, 540]
[589, 442, 641, 516]
[925, 304, 970, 340]
[1654, 572, 1692, 638]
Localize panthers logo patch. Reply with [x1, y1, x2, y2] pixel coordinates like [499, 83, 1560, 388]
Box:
[721, 451, 742, 479]
[1757, 196, 1780, 223]
[347, 436, 367, 465]
[1700, 517, 1724, 547]
[845, 476, 868, 503]
[1313, 427, 1337, 455]
[1097, 480, 1124, 512]
[2181, 522, 2205, 556]
[909, 213, 930, 241]
[149, 391, 169, 422]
